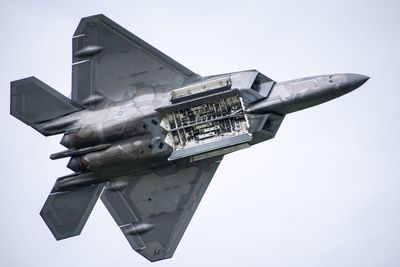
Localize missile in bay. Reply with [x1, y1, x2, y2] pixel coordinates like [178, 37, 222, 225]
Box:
[10, 14, 369, 262]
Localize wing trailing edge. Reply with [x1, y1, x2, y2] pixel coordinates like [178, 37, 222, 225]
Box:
[71, 14, 200, 106]
[101, 158, 222, 262]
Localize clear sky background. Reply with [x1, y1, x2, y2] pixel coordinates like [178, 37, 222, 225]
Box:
[1, 0, 399, 266]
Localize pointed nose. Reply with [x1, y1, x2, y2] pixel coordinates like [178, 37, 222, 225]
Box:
[346, 73, 370, 91]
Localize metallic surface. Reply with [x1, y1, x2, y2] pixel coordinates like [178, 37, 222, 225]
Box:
[9, 14, 369, 262]
[246, 74, 369, 114]
[40, 183, 104, 240]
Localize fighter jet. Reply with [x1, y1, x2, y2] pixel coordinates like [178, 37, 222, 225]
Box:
[10, 14, 369, 262]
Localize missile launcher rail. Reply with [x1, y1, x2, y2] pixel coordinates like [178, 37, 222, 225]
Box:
[159, 80, 251, 161]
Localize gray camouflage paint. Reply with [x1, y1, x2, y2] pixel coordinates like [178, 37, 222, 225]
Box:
[9, 14, 368, 262]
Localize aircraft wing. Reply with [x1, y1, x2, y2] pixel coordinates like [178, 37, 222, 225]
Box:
[101, 157, 222, 262]
[72, 14, 199, 106]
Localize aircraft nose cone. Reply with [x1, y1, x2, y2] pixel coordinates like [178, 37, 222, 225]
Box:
[346, 73, 370, 91]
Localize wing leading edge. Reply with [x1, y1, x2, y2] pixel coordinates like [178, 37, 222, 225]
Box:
[101, 157, 223, 262]
[72, 14, 200, 106]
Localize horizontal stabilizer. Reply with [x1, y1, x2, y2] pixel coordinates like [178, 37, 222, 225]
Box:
[10, 77, 83, 134]
[40, 183, 104, 240]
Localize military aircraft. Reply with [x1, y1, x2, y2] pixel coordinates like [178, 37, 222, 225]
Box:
[10, 14, 369, 262]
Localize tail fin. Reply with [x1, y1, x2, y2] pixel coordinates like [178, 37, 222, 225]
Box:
[10, 76, 83, 135]
[40, 182, 104, 240]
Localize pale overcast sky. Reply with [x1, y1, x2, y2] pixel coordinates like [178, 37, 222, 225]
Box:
[1, 1, 400, 266]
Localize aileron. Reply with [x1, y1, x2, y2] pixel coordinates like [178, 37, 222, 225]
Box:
[72, 14, 199, 106]
[10, 14, 369, 262]
[101, 158, 222, 261]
